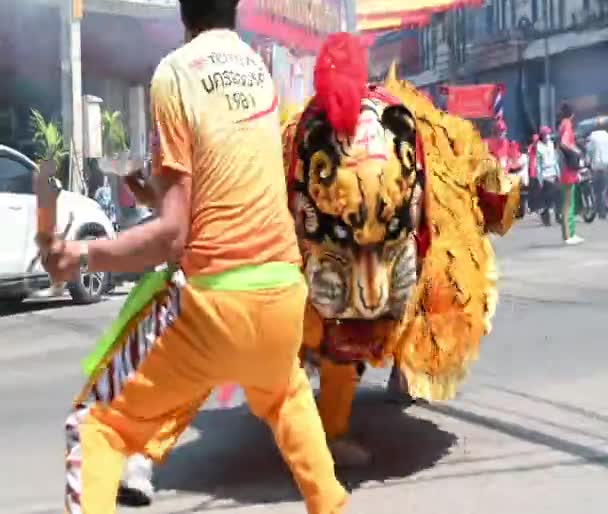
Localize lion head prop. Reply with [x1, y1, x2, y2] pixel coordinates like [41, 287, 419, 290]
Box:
[282, 34, 519, 401]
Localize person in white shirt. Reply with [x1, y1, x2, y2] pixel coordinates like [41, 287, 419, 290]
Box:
[586, 129, 608, 219]
[536, 126, 562, 226]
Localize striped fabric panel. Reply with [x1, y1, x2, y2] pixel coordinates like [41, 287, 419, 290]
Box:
[65, 404, 89, 514]
[65, 272, 185, 514]
[88, 280, 182, 405]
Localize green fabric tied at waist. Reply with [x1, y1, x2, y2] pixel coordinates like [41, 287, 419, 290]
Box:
[82, 262, 301, 378]
[188, 262, 301, 291]
[82, 268, 172, 378]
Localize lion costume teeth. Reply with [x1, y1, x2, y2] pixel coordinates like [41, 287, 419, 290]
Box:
[281, 35, 518, 442]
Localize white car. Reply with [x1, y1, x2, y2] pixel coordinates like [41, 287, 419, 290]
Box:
[0, 145, 116, 304]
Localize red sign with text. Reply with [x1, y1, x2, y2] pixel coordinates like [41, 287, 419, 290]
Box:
[441, 84, 505, 119]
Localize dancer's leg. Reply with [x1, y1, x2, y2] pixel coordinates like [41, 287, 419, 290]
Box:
[64, 286, 213, 514]
[316, 358, 371, 467]
[246, 363, 347, 514]
[318, 359, 358, 440]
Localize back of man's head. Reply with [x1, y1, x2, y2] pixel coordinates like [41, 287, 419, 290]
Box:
[179, 0, 240, 32]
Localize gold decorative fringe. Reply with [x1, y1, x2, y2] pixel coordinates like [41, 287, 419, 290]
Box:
[383, 66, 517, 402]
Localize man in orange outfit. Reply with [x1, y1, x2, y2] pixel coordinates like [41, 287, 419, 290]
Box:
[41, 1, 346, 513]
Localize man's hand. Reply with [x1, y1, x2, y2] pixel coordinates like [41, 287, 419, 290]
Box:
[42, 239, 82, 283]
[86, 172, 191, 273]
[125, 171, 158, 209]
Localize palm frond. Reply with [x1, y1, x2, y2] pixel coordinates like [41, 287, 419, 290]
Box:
[101, 109, 129, 156]
[30, 109, 68, 166]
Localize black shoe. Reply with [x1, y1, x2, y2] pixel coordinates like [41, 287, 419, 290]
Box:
[386, 365, 415, 406]
[117, 483, 152, 507]
[540, 210, 552, 226]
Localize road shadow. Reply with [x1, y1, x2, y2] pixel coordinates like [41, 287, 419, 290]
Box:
[0, 298, 73, 317]
[154, 387, 457, 509]
[422, 402, 608, 469]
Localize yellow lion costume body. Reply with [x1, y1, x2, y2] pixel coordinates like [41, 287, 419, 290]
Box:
[281, 44, 519, 464]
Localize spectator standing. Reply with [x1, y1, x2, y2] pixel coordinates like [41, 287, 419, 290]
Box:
[558, 104, 584, 245]
[586, 128, 608, 219]
[536, 126, 561, 226]
[527, 134, 541, 212]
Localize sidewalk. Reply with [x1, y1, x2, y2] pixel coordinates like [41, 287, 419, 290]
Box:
[494, 216, 608, 303]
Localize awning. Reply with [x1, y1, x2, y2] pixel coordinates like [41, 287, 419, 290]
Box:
[357, 0, 485, 32]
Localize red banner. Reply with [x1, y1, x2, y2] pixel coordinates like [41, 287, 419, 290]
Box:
[238, 0, 343, 53]
[441, 84, 505, 119]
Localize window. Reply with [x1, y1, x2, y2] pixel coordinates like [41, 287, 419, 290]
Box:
[558, 0, 566, 28]
[431, 24, 439, 67]
[0, 157, 34, 194]
[486, 1, 495, 32]
[532, 0, 539, 23]
[510, 0, 517, 28]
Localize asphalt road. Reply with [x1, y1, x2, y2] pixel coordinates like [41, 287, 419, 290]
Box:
[2, 216, 608, 514]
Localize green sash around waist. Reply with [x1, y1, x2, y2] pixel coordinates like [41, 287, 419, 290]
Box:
[82, 262, 301, 378]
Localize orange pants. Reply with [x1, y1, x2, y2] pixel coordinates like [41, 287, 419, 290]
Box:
[65, 279, 346, 514]
[318, 359, 360, 440]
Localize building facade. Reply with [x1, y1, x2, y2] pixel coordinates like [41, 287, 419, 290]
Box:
[0, 0, 182, 193]
[1, 0, 352, 193]
[395, 0, 608, 142]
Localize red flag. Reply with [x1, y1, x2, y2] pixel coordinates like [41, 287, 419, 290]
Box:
[442, 84, 505, 119]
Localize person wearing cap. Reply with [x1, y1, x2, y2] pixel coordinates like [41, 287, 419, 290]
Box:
[487, 117, 511, 172]
[512, 142, 529, 218]
[558, 103, 584, 245]
[527, 134, 542, 213]
[536, 126, 562, 226]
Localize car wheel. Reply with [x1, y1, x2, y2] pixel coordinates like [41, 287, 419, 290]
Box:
[68, 226, 111, 305]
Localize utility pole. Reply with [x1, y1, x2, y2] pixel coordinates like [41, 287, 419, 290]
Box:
[542, 0, 553, 128]
[60, 0, 84, 193]
[342, 0, 357, 33]
[446, 10, 459, 83]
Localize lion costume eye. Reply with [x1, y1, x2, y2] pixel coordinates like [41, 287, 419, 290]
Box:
[310, 151, 334, 183]
[334, 225, 349, 240]
[388, 217, 401, 234]
[397, 141, 415, 173]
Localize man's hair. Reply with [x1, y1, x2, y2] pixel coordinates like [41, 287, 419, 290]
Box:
[559, 102, 573, 120]
[179, 0, 240, 31]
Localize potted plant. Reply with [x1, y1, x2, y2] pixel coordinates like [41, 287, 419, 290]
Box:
[101, 109, 129, 157]
[30, 108, 69, 180]
[99, 110, 141, 176]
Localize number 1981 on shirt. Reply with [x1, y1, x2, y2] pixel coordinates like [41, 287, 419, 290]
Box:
[225, 91, 257, 112]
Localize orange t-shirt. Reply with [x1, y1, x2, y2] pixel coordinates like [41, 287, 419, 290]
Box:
[150, 30, 301, 276]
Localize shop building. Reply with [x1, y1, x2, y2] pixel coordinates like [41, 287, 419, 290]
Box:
[395, 0, 608, 141]
[237, 0, 348, 106]
[0, 0, 181, 192]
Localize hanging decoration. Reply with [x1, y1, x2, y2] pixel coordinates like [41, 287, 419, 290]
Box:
[356, 0, 485, 32]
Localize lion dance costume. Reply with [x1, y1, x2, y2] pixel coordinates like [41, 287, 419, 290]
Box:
[281, 33, 519, 463]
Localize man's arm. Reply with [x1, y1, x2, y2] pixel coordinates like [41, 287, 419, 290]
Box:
[124, 172, 159, 209]
[91, 60, 192, 272]
[41, 59, 193, 282]
[87, 172, 190, 272]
